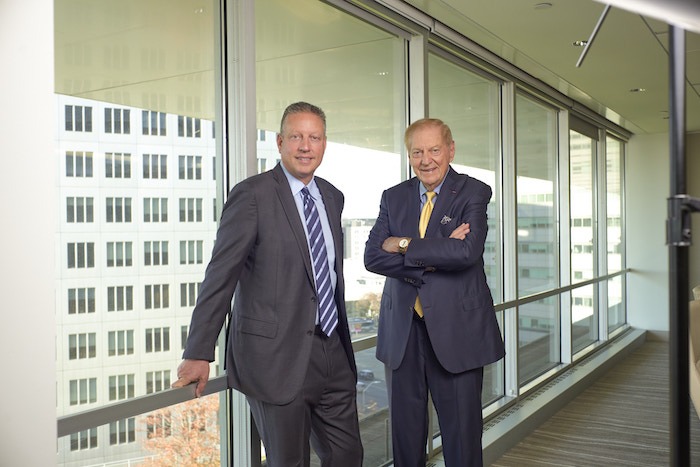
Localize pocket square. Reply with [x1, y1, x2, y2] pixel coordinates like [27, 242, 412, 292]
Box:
[440, 215, 451, 225]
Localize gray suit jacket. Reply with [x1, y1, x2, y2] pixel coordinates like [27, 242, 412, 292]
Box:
[364, 167, 505, 373]
[183, 163, 356, 404]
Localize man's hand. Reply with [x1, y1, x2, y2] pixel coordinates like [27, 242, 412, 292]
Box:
[449, 222, 470, 240]
[382, 236, 401, 253]
[172, 359, 210, 398]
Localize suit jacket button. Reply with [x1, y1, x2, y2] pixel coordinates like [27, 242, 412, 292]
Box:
[307, 330, 313, 336]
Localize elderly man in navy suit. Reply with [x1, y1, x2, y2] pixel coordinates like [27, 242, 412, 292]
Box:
[365, 118, 504, 466]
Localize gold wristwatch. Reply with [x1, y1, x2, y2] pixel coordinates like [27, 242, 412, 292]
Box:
[398, 237, 411, 254]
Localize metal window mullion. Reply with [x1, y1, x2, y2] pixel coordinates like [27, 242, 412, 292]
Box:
[597, 131, 609, 341]
[224, 0, 256, 466]
[558, 110, 572, 364]
[501, 81, 519, 398]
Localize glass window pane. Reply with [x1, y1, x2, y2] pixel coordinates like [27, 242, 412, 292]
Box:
[608, 275, 625, 332]
[516, 94, 557, 296]
[606, 136, 623, 274]
[428, 52, 504, 405]
[54, 1, 223, 464]
[256, 2, 405, 463]
[570, 130, 597, 352]
[428, 52, 503, 304]
[518, 297, 560, 385]
[572, 284, 597, 353]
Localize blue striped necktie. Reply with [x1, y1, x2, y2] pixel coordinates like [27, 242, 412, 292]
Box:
[301, 187, 338, 336]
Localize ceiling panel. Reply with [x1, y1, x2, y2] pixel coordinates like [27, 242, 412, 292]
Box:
[405, 0, 700, 134]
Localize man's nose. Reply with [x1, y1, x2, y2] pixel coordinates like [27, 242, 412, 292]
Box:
[299, 137, 310, 150]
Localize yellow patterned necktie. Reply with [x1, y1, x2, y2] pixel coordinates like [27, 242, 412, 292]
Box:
[414, 191, 436, 317]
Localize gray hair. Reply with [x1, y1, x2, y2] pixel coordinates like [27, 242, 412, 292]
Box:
[279, 101, 327, 136]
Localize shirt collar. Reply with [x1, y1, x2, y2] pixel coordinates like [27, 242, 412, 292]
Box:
[419, 172, 448, 199]
[280, 162, 319, 198]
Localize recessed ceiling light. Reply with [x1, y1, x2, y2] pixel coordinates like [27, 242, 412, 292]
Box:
[629, 88, 646, 92]
[535, 2, 552, 9]
[572, 40, 588, 47]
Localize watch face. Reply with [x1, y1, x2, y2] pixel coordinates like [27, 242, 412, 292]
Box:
[399, 239, 408, 247]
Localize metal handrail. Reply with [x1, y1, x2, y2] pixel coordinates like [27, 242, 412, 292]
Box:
[57, 268, 630, 437]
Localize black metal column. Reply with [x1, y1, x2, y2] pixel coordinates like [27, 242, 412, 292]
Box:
[668, 25, 689, 467]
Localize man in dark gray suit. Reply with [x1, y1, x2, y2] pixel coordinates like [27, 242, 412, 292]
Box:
[173, 102, 363, 467]
[365, 118, 505, 466]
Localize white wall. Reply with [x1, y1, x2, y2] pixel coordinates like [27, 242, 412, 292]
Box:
[626, 133, 671, 332]
[0, 0, 57, 465]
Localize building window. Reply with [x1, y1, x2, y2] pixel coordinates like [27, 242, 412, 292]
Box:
[67, 242, 95, 269]
[105, 108, 130, 134]
[145, 284, 169, 309]
[106, 197, 132, 223]
[180, 282, 201, 307]
[213, 197, 217, 222]
[147, 411, 172, 438]
[69, 378, 97, 406]
[178, 155, 202, 180]
[179, 198, 203, 222]
[65, 105, 93, 132]
[65, 151, 93, 177]
[177, 115, 201, 138]
[144, 197, 168, 222]
[181, 325, 189, 350]
[106, 242, 133, 267]
[144, 241, 169, 266]
[68, 333, 96, 360]
[146, 370, 171, 394]
[142, 110, 166, 136]
[66, 197, 94, 223]
[70, 428, 97, 451]
[107, 285, 133, 312]
[108, 330, 134, 356]
[143, 154, 167, 179]
[145, 327, 170, 353]
[179, 240, 203, 265]
[68, 287, 95, 314]
[105, 152, 132, 179]
[109, 418, 136, 445]
[109, 374, 135, 401]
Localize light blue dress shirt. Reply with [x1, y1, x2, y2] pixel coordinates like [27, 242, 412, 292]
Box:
[280, 164, 337, 324]
[419, 176, 447, 209]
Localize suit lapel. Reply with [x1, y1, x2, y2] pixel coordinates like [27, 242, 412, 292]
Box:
[407, 178, 422, 238]
[426, 167, 464, 237]
[271, 165, 315, 286]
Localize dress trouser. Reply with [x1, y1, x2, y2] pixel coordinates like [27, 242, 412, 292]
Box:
[387, 315, 484, 467]
[247, 327, 363, 467]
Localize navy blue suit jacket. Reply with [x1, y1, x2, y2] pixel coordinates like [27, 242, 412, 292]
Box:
[364, 167, 504, 373]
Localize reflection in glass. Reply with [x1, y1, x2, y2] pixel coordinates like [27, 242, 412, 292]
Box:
[570, 130, 597, 352]
[58, 395, 222, 466]
[608, 275, 625, 332]
[55, 0, 222, 465]
[516, 95, 557, 297]
[516, 95, 559, 384]
[606, 136, 625, 332]
[255, 0, 405, 343]
[518, 297, 560, 386]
